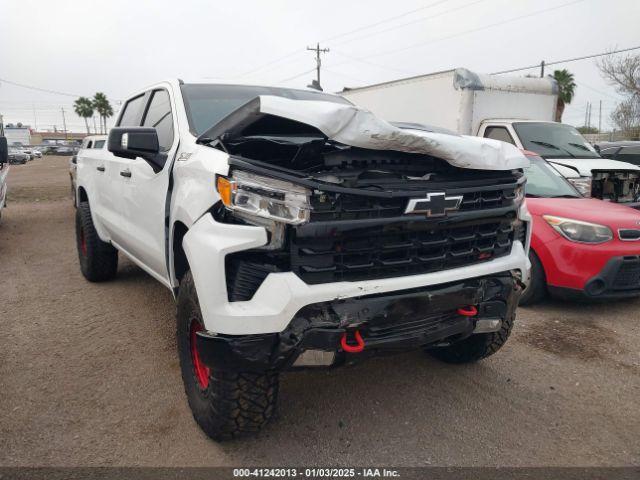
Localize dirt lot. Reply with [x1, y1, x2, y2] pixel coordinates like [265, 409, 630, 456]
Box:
[1, 157, 639, 466]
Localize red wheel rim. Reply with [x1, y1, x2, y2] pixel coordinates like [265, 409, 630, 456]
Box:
[190, 319, 210, 389]
[79, 228, 87, 256]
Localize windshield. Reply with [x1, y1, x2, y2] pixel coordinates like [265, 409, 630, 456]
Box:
[181, 84, 352, 136]
[524, 155, 581, 198]
[513, 122, 599, 159]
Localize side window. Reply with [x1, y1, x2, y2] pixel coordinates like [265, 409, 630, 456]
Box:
[93, 140, 105, 149]
[118, 94, 146, 127]
[617, 146, 640, 165]
[484, 126, 516, 145]
[86, 140, 93, 149]
[142, 90, 174, 151]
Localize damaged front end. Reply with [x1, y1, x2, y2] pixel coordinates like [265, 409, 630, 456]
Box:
[196, 273, 521, 372]
[193, 94, 529, 370]
[591, 170, 640, 205]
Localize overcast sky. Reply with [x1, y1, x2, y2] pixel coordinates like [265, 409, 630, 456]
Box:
[1, 0, 638, 133]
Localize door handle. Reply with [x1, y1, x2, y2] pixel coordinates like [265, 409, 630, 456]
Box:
[96, 166, 105, 172]
[119, 169, 132, 178]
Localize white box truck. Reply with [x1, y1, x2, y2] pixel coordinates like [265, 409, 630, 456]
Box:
[341, 68, 640, 206]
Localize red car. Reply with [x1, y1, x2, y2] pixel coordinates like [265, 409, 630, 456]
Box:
[521, 153, 640, 305]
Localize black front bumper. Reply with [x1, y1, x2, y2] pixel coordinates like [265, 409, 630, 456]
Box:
[196, 272, 521, 372]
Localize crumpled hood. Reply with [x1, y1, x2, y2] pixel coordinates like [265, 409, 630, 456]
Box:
[203, 95, 528, 171]
[546, 158, 640, 176]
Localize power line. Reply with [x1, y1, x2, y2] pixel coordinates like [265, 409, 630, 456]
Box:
[235, 50, 306, 79]
[332, 0, 491, 48]
[235, 0, 455, 78]
[332, 50, 414, 75]
[322, 68, 366, 83]
[0, 77, 83, 98]
[574, 80, 622, 101]
[279, 68, 317, 83]
[337, 0, 586, 64]
[323, 0, 449, 43]
[491, 45, 640, 75]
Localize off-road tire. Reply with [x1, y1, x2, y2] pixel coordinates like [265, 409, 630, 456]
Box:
[76, 202, 118, 282]
[177, 271, 279, 441]
[427, 310, 515, 364]
[519, 250, 547, 306]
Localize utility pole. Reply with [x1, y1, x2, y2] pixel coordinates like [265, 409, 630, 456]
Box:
[61, 107, 68, 140]
[32, 104, 38, 131]
[598, 100, 602, 133]
[540, 60, 545, 78]
[306, 43, 330, 91]
[584, 102, 589, 127]
[588, 102, 592, 129]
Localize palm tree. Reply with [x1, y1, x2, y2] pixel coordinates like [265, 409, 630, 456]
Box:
[93, 92, 114, 134]
[552, 69, 576, 123]
[73, 97, 94, 134]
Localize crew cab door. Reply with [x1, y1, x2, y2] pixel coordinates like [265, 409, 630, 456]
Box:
[106, 88, 178, 285]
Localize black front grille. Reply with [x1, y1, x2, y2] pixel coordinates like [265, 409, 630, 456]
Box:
[612, 256, 640, 290]
[619, 229, 640, 241]
[291, 218, 515, 284]
[310, 186, 517, 222]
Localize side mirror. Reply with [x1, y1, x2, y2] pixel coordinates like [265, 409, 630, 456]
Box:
[108, 127, 167, 171]
[0, 137, 7, 166]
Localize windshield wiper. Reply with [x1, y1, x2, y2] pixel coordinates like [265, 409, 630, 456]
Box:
[530, 140, 575, 158]
[550, 194, 580, 198]
[567, 142, 591, 152]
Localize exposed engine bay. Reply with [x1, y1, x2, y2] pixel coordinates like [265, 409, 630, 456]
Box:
[220, 128, 520, 190]
[199, 94, 529, 172]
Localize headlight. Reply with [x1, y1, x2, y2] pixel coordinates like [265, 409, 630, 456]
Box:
[216, 170, 311, 225]
[543, 215, 612, 244]
[566, 177, 591, 197]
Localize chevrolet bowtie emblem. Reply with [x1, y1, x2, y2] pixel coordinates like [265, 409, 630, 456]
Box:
[405, 192, 463, 217]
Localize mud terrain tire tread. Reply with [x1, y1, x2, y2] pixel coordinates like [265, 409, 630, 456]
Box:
[76, 201, 118, 282]
[177, 271, 278, 441]
[427, 310, 516, 364]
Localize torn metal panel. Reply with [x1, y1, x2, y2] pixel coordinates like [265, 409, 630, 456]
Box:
[201, 95, 529, 171]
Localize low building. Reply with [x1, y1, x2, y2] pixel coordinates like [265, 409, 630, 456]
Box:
[30, 131, 88, 146]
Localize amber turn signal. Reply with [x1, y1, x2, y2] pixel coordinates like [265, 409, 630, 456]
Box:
[216, 176, 234, 207]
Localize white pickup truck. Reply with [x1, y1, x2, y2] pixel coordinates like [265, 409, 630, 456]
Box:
[75, 80, 531, 440]
[341, 68, 640, 206]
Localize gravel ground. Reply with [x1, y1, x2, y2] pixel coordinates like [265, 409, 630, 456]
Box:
[1, 157, 639, 467]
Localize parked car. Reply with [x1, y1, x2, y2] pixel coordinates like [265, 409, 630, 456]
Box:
[341, 68, 640, 207]
[56, 146, 74, 156]
[8, 147, 28, 164]
[596, 141, 640, 166]
[71, 135, 107, 206]
[75, 80, 531, 440]
[31, 148, 42, 158]
[521, 152, 640, 305]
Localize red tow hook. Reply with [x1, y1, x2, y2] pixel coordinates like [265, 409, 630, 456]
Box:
[341, 329, 365, 353]
[457, 305, 478, 317]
